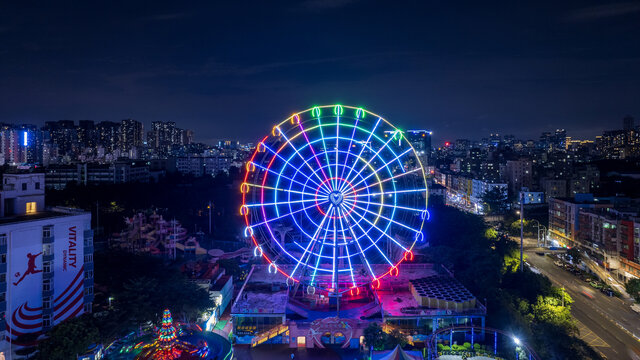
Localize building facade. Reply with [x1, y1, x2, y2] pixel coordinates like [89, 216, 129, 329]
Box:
[0, 174, 93, 353]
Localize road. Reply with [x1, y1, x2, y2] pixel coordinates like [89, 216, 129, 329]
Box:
[526, 249, 640, 360]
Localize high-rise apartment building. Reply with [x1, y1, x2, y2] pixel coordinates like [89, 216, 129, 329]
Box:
[505, 159, 533, 195]
[96, 121, 120, 153]
[119, 119, 143, 151]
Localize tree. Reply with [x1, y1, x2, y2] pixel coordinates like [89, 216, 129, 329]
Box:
[35, 315, 99, 360]
[626, 278, 640, 303]
[363, 323, 386, 351]
[385, 329, 408, 348]
[481, 187, 508, 214]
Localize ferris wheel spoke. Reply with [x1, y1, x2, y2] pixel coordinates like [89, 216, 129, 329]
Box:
[341, 209, 378, 281]
[254, 161, 323, 194]
[245, 182, 319, 198]
[310, 207, 335, 285]
[261, 143, 324, 189]
[349, 198, 426, 213]
[297, 121, 331, 183]
[350, 203, 420, 237]
[290, 207, 333, 280]
[340, 130, 398, 192]
[348, 168, 421, 195]
[342, 208, 394, 267]
[334, 115, 340, 190]
[338, 117, 360, 181]
[313, 116, 335, 184]
[278, 129, 329, 185]
[244, 197, 319, 208]
[340, 117, 382, 190]
[345, 187, 428, 198]
[348, 148, 412, 190]
[348, 207, 411, 255]
[336, 208, 357, 288]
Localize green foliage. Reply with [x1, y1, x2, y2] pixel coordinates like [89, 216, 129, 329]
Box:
[385, 329, 407, 348]
[481, 187, 508, 215]
[484, 228, 498, 240]
[424, 203, 603, 360]
[35, 315, 99, 360]
[625, 278, 640, 303]
[503, 247, 525, 273]
[363, 323, 386, 350]
[509, 219, 537, 237]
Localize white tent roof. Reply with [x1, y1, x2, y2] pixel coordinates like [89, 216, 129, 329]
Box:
[374, 345, 422, 360]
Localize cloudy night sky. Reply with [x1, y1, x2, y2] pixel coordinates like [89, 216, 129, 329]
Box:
[1, 0, 639, 144]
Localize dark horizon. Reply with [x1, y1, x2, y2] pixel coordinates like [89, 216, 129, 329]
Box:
[1, 1, 639, 144]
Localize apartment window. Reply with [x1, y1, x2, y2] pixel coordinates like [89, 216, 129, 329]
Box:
[43, 226, 53, 238]
[43, 279, 52, 292]
[43, 262, 52, 273]
[43, 315, 51, 327]
[43, 244, 53, 256]
[84, 303, 92, 313]
[84, 254, 93, 263]
[84, 287, 93, 296]
[0, 234, 5, 246]
[0, 292, 5, 302]
[84, 270, 93, 280]
[43, 296, 52, 309]
[21, 183, 27, 191]
[26, 202, 36, 214]
[0, 274, 5, 283]
[35, 182, 40, 190]
[84, 237, 93, 247]
[0, 254, 5, 264]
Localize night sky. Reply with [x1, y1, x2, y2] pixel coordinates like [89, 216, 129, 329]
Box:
[1, 1, 639, 144]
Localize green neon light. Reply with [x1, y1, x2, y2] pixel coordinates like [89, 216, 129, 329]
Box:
[355, 108, 365, 119]
[312, 106, 321, 118]
[334, 105, 344, 115]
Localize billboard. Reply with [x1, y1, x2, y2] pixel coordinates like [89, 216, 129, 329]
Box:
[7, 226, 42, 342]
[6, 217, 85, 344]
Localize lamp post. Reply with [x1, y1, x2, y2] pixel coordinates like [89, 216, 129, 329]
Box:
[520, 193, 524, 272]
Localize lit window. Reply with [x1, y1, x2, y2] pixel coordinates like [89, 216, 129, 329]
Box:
[26, 202, 36, 214]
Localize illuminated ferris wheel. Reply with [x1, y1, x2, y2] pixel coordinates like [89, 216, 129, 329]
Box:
[241, 105, 428, 295]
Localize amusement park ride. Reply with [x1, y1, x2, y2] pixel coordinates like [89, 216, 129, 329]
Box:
[240, 105, 429, 303]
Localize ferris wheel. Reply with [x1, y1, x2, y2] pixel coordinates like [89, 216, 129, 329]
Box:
[240, 105, 428, 295]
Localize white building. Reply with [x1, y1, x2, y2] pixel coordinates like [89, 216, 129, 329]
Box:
[0, 173, 93, 355]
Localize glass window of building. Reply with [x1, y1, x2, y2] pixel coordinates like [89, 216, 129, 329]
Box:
[26, 201, 36, 214]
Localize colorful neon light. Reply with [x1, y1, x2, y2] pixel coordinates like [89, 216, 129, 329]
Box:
[241, 105, 428, 294]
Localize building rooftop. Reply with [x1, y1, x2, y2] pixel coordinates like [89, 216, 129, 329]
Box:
[231, 265, 289, 315]
[379, 274, 483, 317]
[0, 207, 89, 226]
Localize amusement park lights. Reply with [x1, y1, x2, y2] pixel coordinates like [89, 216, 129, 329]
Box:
[241, 105, 429, 294]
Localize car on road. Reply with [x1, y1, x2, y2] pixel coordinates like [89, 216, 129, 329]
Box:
[582, 290, 595, 299]
[632, 304, 640, 314]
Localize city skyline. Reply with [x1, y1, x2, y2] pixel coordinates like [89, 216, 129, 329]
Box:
[1, 1, 639, 143]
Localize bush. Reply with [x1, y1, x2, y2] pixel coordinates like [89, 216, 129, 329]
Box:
[463, 342, 471, 349]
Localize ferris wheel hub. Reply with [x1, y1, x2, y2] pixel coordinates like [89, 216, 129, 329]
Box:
[329, 191, 344, 206]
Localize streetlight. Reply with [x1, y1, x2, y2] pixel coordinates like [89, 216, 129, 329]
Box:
[513, 337, 521, 360]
